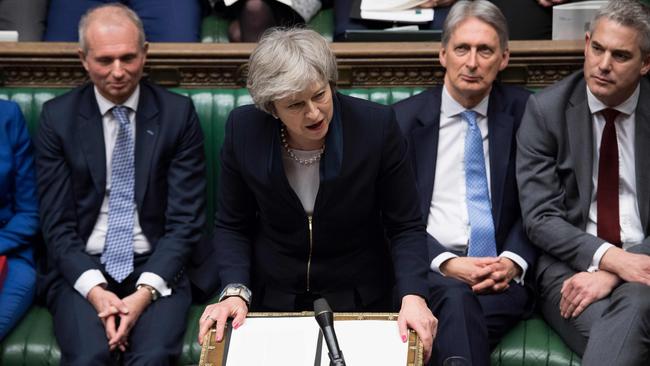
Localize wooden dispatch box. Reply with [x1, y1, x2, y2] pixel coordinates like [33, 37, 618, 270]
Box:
[199, 312, 423, 366]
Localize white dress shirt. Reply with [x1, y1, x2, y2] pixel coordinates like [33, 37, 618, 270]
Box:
[73, 86, 171, 298]
[586, 85, 645, 272]
[427, 86, 527, 282]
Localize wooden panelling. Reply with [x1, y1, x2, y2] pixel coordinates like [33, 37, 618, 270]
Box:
[0, 40, 584, 88]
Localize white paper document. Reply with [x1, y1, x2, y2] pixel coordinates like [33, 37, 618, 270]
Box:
[0, 31, 18, 42]
[360, 9, 434, 23]
[319, 320, 408, 365]
[224, 0, 291, 7]
[360, 0, 428, 11]
[225, 317, 320, 365]
[552, 0, 607, 40]
[224, 317, 409, 366]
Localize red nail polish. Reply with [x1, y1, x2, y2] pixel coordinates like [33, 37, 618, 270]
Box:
[401, 335, 407, 342]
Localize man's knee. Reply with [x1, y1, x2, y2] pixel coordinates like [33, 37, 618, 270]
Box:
[431, 278, 477, 312]
[126, 346, 179, 366]
[614, 283, 650, 320]
[61, 345, 111, 366]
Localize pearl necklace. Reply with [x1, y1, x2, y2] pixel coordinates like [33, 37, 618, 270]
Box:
[280, 124, 325, 166]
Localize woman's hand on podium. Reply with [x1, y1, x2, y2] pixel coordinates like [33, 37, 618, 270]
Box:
[398, 295, 437, 364]
[198, 297, 249, 344]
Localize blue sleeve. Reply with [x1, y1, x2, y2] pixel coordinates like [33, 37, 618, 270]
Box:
[0, 101, 39, 255]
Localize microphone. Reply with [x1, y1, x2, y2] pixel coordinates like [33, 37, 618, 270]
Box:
[314, 298, 346, 366]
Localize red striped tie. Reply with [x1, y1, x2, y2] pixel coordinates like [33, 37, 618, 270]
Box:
[597, 108, 621, 246]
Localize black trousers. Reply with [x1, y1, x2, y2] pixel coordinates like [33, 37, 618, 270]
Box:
[48, 254, 192, 366]
[427, 272, 532, 366]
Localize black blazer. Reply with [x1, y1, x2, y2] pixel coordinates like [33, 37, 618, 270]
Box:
[394, 84, 537, 282]
[211, 92, 429, 311]
[35, 81, 206, 291]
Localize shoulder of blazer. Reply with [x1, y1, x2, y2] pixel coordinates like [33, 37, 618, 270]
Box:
[393, 87, 441, 114]
[228, 104, 270, 133]
[393, 87, 442, 127]
[532, 70, 585, 106]
[139, 80, 193, 107]
[492, 82, 532, 104]
[230, 103, 266, 119]
[0, 99, 21, 125]
[42, 83, 94, 112]
[336, 92, 393, 122]
[489, 82, 532, 123]
[336, 93, 395, 139]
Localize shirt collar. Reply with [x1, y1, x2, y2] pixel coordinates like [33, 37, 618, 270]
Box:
[94, 85, 140, 116]
[586, 83, 639, 116]
[441, 85, 489, 120]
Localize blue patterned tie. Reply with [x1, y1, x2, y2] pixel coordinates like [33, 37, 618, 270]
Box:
[461, 110, 497, 257]
[101, 106, 135, 282]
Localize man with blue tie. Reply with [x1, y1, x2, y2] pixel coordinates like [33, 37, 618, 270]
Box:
[34, 4, 206, 365]
[394, 1, 536, 365]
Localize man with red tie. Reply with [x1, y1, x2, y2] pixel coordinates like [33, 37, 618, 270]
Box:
[517, 1, 650, 364]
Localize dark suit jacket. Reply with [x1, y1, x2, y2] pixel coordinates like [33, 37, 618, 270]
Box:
[210, 92, 429, 311]
[517, 71, 650, 276]
[35, 81, 206, 292]
[394, 84, 537, 281]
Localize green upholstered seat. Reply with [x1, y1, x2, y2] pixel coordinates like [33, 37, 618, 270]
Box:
[491, 316, 581, 366]
[201, 9, 334, 42]
[0, 86, 580, 365]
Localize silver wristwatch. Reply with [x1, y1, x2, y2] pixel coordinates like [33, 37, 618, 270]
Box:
[218, 283, 252, 306]
[136, 284, 160, 302]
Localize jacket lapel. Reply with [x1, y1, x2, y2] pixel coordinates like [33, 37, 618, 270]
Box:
[78, 86, 106, 195]
[635, 79, 650, 234]
[566, 81, 594, 223]
[267, 115, 304, 211]
[411, 88, 442, 218]
[134, 84, 160, 207]
[486, 86, 514, 229]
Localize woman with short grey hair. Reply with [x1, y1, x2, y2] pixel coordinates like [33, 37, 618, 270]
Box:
[198, 27, 437, 363]
[247, 28, 338, 114]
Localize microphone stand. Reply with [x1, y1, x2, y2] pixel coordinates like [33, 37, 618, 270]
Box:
[314, 298, 347, 366]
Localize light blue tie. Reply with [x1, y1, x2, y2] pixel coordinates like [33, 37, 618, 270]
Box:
[461, 110, 497, 257]
[101, 106, 135, 282]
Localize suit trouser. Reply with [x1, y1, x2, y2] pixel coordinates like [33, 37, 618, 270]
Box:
[44, 0, 202, 42]
[538, 258, 650, 366]
[428, 272, 531, 366]
[48, 255, 192, 366]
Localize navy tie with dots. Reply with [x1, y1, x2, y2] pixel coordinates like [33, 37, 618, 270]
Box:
[101, 105, 135, 282]
[461, 110, 497, 258]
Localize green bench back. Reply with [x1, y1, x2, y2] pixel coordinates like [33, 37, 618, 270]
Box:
[201, 9, 334, 43]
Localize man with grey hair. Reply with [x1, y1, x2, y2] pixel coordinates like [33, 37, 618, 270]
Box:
[35, 4, 205, 365]
[517, 0, 650, 364]
[394, 1, 536, 364]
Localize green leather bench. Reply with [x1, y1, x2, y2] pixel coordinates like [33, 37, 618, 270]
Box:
[0, 86, 581, 365]
[201, 8, 333, 43]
